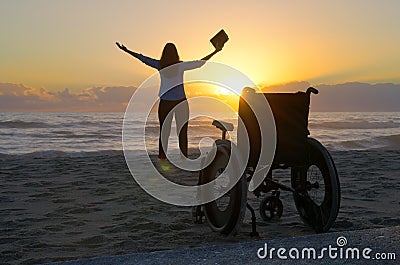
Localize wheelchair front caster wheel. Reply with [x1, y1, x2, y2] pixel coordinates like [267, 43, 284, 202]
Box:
[259, 196, 283, 221]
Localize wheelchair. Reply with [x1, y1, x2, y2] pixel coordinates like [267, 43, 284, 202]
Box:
[193, 87, 341, 236]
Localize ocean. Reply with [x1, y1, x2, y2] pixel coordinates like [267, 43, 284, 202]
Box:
[1, 112, 400, 156]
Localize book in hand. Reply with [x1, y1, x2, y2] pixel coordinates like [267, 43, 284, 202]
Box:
[210, 29, 229, 49]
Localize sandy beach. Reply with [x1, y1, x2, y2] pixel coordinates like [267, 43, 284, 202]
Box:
[1, 149, 399, 264]
[49, 225, 400, 264]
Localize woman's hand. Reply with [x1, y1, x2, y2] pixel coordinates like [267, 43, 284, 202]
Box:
[116, 42, 140, 58]
[116, 42, 128, 52]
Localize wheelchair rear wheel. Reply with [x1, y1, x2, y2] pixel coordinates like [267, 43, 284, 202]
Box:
[291, 138, 340, 233]
[201, 142, 247, 235]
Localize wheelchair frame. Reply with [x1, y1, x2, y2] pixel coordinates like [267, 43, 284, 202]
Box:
[194, 87, 341, 236]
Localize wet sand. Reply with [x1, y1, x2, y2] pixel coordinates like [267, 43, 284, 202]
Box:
[1, 150, 400, 264]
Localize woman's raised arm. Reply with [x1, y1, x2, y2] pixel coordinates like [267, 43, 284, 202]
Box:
[116, 42, 160, 69]
[116, 42, 140, 58]
[201, 50, 219, 61]
[201, 42, 223, 61]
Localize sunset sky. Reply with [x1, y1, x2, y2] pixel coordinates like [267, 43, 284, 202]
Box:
[1, 1, 400, 111]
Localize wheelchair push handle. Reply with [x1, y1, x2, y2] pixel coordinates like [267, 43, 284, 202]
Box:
[212, 120, 234, 140]
[306, 87, 319, 95]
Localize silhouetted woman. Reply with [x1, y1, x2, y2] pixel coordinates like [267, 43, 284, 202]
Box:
[116, 41, 223, 159]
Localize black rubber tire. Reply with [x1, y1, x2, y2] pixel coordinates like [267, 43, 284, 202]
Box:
[259, 196, 283, 221]
[201, 141, 246, 235]
[291, 138, 341, 233]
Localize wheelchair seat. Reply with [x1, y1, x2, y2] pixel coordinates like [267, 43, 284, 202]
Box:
[212, 120, 234, 132]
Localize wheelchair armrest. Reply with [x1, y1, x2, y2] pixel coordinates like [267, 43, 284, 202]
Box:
[212, 120, 234, 132]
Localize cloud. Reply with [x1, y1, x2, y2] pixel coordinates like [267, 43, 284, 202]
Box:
[311, 82, 400, 112]
[262, 81, 312, 93]
[1, 82, 400, 112]
[261, 82, 400, 112]
[0, 83, 136, 112]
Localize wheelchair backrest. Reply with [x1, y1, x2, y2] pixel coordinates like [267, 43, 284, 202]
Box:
[238, 88, 314, 168]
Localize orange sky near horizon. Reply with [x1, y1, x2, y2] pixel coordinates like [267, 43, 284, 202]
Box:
[1, 1, 400, 94]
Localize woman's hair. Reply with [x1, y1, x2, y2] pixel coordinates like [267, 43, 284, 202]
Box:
[159, 43, 180, 69]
